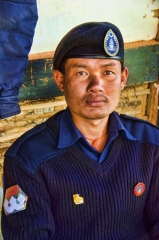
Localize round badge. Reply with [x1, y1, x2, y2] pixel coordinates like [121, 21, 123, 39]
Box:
[134, 183, 146, 197]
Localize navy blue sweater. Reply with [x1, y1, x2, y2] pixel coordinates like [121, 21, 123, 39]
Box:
[1, 111, 159, 239]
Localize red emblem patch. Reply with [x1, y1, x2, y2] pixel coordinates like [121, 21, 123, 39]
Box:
[134, 183, 146, 196]
[6, 185, 19, 198]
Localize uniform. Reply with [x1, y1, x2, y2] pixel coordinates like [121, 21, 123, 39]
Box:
[1, 109, 159, 239]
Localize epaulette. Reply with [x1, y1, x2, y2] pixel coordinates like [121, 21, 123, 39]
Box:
[119, 113, 159, 146]
[5, 115, 66, 174]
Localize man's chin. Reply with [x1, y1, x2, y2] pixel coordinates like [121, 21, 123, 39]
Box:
[81, 110, 111, 120]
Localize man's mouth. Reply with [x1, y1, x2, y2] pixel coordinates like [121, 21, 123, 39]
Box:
[84, 95, 108, 106]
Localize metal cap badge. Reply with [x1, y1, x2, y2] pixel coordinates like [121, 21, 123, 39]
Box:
[104, 29, 119, 57]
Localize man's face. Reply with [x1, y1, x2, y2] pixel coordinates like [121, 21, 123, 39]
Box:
[54, 58, 128, 120]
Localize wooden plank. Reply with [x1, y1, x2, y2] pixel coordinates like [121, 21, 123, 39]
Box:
[147, 82, 159, 125]
[0, 132, 26, 142]
[20, 100, 66, 111]
[28, 40, 159, 60]
[124, 40, 159, 49]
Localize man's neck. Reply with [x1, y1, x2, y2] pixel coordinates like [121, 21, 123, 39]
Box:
[70, 112, 110, 152]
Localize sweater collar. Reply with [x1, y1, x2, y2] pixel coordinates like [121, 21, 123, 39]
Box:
[57, 108, 136, 149]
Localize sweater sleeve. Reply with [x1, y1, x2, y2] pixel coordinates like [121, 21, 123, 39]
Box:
[1, 156, 55, 240]
[0, 0, 38, 119]
[146, 150, 159, 240]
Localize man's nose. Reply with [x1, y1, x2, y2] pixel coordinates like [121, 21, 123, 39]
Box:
[87, 75, 104, 93]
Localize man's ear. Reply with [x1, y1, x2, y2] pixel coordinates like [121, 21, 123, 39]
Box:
[53, 70, 64, 92]
[121, 67, 129, 90]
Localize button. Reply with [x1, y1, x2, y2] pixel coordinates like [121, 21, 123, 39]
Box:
[134, 182, 146, 196]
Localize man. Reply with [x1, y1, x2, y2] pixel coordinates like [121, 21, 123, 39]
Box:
[1, 22, 159, 240]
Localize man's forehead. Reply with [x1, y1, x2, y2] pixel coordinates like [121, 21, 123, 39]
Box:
[65, 58, 121, 68]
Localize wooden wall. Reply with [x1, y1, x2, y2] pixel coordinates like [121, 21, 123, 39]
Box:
[18, 40, 159, 101]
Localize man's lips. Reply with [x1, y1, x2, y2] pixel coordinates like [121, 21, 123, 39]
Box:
[84, 96, 108, 106]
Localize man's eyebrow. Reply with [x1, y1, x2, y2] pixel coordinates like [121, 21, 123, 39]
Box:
[71, 62, 117, 68]
[101, 63, 117, 67]
[71, 63, 89, 68]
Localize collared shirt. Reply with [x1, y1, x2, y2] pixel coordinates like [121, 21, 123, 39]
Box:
[55, 107, 136, 163]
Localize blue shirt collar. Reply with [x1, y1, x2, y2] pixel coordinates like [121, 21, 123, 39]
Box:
[108, 111, 137, 141]
[57, 108, 136, 149]
[57, 108, 81, 148]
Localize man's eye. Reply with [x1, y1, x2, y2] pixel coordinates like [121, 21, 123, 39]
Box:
[104, 71, 114, 75]
[77, 71, 87, 75]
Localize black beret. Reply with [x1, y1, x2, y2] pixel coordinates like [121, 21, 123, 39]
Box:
[53, 22, 124, 70]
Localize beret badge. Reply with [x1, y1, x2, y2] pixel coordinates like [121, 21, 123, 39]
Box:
[104, 29, 119, 57]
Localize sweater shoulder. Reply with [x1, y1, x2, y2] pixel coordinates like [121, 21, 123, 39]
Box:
[5, 118, 65, 174]
[119, 114, 159, 146]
